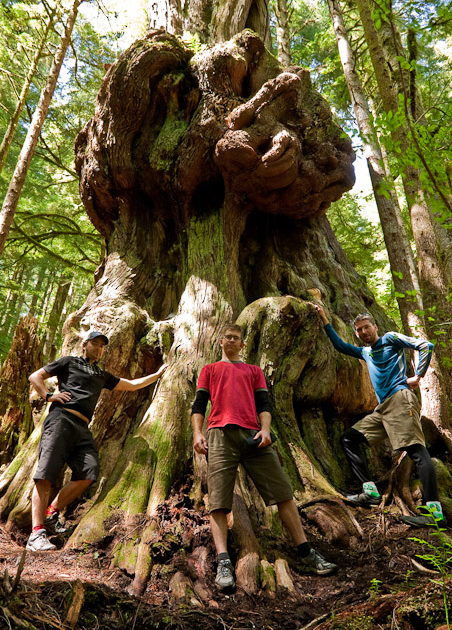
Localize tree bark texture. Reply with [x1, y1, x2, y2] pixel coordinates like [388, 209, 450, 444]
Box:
[274, 0, 292, 66]
[0, 0, 82, 257]
[1, 29, 434, 596]
[0, 316, 43, 466]
[147, 0, 271, 47]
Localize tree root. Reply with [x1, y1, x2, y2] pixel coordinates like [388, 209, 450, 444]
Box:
[299, 495, 364, 543]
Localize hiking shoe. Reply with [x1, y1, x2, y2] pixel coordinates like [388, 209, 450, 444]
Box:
[296, 549, 337, 576]
[26, 529, 56, 551]
[400, 514, 448, 528]
[45, 512, 70, 536]
[215, 558, 235, 591]
[346, 492, 381, 506]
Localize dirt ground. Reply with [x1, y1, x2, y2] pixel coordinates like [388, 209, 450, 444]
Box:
[0, 494, 451, 630]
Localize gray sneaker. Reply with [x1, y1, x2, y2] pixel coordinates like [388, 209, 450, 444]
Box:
[297, 549, 337, 576]
[346, 492, 381, 506]
[45, 512, 70, 536]
[26, 529, 57, 551]
[215, 558, 235, 591]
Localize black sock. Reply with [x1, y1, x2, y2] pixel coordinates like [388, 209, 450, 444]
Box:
[218, 552, 230, 562]
[297, 542, 311, 558]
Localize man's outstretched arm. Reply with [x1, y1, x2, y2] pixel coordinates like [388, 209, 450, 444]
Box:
[114, 363, 168, 391]
[312, 303, 363, 360]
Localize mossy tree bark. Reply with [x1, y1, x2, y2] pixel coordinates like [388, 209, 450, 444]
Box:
[1, 27, 441, 598]
[0, 316, 43, 466]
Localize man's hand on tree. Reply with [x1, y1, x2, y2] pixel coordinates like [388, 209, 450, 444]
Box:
[311, 302, 329, 325]
[406, 375, 421, 390]
[193, 433, 208, 455]
[156, 364, 169, 377]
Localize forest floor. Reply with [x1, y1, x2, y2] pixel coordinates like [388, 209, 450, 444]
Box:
[0, 484, 451, 630]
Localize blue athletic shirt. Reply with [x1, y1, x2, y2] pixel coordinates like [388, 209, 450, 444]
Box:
[324, 324, 433, 404]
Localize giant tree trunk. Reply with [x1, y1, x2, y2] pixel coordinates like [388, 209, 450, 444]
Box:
[0, 28, 419, 597]
[148, 0, 271, 47]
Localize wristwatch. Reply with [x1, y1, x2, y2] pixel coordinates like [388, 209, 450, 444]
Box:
[45, 392, 52, 401]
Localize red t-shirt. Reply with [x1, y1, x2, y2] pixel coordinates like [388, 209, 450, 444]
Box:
[197, 361, 268, 430]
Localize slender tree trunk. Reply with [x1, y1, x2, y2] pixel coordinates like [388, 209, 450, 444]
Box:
[29, 265, 47, 316]
[1, 267, 24, 328]
[0, 7, 56, 174]
[39, 275, 55, 323]
[4, 265, 32, 338]
[0, 0, 83, 257]
[274, 0, 292, 66]
[43, 278, 71, 360]
[327, 0, 452, 449]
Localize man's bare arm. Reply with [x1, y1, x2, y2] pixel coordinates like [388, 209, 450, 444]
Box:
[114, 364, 168, 391]
[29, 368, 71, 403]
[192, 413, 208, 454]
[255, 411, 272, 448]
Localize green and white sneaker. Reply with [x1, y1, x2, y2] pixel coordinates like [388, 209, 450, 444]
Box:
[346, 481, 381, 506]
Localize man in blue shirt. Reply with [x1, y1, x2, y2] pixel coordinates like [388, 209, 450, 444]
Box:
[314, 305, 445, 528]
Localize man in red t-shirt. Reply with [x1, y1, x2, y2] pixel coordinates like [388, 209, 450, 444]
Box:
[192, 324, 337, 591]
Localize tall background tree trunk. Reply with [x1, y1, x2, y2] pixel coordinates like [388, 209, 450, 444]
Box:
[0, 6, 56, 174]
[0, 0, 82, 257]
[274, 0, 292, 66]
[43, 278, 72, 361]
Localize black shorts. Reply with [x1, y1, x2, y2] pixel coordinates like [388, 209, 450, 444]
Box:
[34, 408, 99, 483]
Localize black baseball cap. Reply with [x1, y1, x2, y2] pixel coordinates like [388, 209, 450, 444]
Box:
[84, 331, 109, 344]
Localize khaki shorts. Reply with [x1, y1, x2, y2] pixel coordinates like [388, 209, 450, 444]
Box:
[352, 388, 424, 451]
[207, 426, 293, 512]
